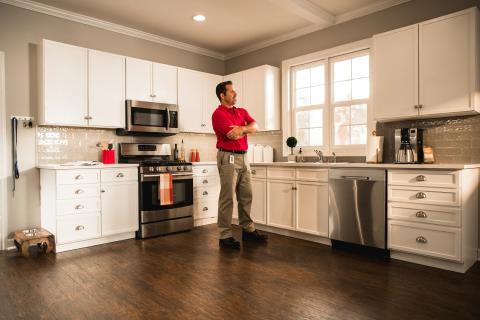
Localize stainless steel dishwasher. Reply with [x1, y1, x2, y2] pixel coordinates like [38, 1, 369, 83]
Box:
[329, 169, 387, 249]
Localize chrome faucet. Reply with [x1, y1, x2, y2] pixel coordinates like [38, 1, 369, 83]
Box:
[314, 149, 323, 163]
[332, 152, 336, 163]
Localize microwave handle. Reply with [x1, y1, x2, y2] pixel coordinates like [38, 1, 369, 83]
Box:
[166, 107, 170, 130]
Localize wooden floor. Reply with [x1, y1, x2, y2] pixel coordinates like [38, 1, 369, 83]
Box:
[1, 224, 479, 320]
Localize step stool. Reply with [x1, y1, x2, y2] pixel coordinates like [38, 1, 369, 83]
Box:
[13, 228, 55, 257]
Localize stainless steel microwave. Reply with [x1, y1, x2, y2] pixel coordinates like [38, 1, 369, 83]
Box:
[117, 100, 179, 136]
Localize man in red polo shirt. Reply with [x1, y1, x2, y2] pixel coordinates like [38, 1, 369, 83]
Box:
[212, 81, 268, 249]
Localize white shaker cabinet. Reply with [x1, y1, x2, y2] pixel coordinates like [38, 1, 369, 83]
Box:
[267, 179, 295, 230]
[192, 164, 220, 227]
[203, 73, 223, 133]
[40, 39, 88, 126]
[88, 50, 125, 128]
[126, 57, 177, 104]
[251, 177, 267, 224]
[295, 181, 328, 236]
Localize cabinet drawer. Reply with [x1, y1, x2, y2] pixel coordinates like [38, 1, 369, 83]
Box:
[101, 168, 138, 182]
[57, 184, 100, 199]
[388, 202, 461, 227]
[388, 220, 461, 261]
[193, 200, 218, 219]
[296, 169, 328, 182]
[56, 213, 101, 244]
[57, 197, 101, 215]
[194, 185, 220, 201]
[193, 165, 218, 177]
[388, 186, 459, 206]
[267, 167, 295, 180]
[194, 175, 220, 187]
[388, 170, 459, 188]
[57, 170, 100, 185]
[250, 167, 266, 178]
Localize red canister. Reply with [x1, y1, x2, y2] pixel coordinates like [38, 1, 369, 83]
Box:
[102, 150, 115, 164]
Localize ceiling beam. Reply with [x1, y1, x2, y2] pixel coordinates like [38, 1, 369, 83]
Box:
[270, 0, 335, 26]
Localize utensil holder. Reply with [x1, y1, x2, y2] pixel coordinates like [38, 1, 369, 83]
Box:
[102, 150, 115, 164]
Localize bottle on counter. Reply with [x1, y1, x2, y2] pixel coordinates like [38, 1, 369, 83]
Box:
[179, 139, 185, 161]
[190, 149, 196, 162]
[195, 149, 200, 162]
[173, 143, 179, 161]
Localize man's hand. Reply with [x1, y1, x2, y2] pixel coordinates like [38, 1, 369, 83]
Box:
[226, 125, 245, 140]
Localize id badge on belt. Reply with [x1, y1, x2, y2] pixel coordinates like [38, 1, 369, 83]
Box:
[229, 154, 235, 164]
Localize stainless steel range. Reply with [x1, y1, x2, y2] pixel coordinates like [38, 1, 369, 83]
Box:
[119, 143, 193, 238]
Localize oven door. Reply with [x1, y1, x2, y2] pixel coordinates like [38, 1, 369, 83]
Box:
[126, 100, 179, 133]
[140, 173, 193, 215]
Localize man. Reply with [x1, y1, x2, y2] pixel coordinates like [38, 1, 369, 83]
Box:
[212, 81, 268, 249]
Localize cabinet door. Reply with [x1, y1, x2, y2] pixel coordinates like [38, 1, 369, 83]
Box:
[178, 68, 204, 132]
[126, 57, 152, 102]
[419, 10, 473, 115]
[267, 179, 295, 229]
[295, 181, 328, 236]
[224, 71, 244, 106]
[101, 181, 139, 236]
[42, 40, 87, 126]
[251, 178, 266, 224]
[88, 50, 125, 128]
[373, 25, 419, 120]
[152, 62, 178, 104]
[203, 73, 223, 133]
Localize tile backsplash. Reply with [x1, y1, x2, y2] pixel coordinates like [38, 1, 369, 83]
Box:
[376, 115, 480, 164]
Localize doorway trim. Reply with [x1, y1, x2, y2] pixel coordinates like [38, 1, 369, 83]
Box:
[0, 51, 7, 251]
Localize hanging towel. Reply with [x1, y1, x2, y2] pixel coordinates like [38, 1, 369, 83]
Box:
[158, 173, 173, 205]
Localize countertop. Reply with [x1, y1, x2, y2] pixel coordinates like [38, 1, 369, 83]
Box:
[248, 162, 480, 170]
[37, 163, 139, 170]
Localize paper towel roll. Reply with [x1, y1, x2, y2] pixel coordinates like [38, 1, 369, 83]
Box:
[366, 136, 384, 163]
[263, 145, 274, 163]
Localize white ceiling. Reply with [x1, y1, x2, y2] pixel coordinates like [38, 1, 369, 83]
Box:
[12, 0, 410, 58]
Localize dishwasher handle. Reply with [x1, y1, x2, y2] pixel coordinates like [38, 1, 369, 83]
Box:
[340, 175, 371, 181]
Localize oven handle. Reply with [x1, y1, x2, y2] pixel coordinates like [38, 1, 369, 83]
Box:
[166, 107, 170, 130]
[141, 173, 193, 181]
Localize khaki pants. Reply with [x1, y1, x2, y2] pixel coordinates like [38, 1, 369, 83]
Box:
[217, 150, 255, 239]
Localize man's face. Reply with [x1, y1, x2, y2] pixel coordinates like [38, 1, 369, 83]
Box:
[222, 84, 237, 106]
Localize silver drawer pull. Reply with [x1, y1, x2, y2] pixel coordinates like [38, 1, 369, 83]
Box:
[75, 225, 85, 231]
[416, 175, 426, 182]
[415, 192, 427, 199]
[75, 189, 84, 194]
[252, 170, 256, 174]
[415, 211, 427, 218]
[202, 191, 208, 196]
[202, 169, 208, 173]
[75, 175, 83, 180]
[202, 179, 208, 184]
[116, 173, 124, 178]
[202, 207, 208, 211]
[75, 204, 84, 210]
[416, 236, 428, 244]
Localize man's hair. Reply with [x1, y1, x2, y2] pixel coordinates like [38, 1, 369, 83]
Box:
[216, 81, 232, 102]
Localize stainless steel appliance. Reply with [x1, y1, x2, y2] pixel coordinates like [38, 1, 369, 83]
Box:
[329, 169, 387, 249]
[116, 100, 179, 136]
[119, 143, 193, 238]
[394, 128, 424, 164]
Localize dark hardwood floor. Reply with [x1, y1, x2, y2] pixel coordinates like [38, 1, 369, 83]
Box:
[1, 224, 479, 320]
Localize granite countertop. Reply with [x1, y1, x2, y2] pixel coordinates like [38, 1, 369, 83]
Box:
[249, 162, 480, 170]
[192, 162, 217, 165]
[37, 163, 139, 170]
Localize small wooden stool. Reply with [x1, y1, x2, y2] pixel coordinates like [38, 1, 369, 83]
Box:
[13, 228, 55, 257]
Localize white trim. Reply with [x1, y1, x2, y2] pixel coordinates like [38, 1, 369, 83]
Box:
[269, 0, 335, 25]
[225, 0, 411, 59]
[0, 52, 7, 251]
[0, 0, 225, 60]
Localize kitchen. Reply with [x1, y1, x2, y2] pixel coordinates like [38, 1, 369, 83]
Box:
[1, 0, 480, 319]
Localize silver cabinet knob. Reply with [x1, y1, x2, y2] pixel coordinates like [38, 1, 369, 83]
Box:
[75, 189, 84, 194]
[251, 170, 256, 175]
[202, 169, 208, 173]
[75, 225, 85, 231]
[116, 173, 124, 178]
[415, 211, 427, 218]
[101, 189, 105, 193]
[202, 191, 208, 196]
[84, 115, 92, 120]
[415, 192, 427, 199]
[75, 204, 84, 210]
[202, 207, 208, 211]
[202, 179, 208, 184]
[75, 175, 83, 180]
[416, 175, 426, 182]
[416, 236, 428, 244]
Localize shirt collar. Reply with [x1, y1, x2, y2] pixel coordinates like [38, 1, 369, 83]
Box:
[219, 104, 235, 110]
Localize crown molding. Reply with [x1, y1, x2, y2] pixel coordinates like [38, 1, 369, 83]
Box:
[0, 0, 226, 60]
[224, 0, 411, 60]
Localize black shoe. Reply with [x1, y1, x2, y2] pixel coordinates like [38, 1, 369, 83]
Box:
[219, 237, 240, 249]
[242, 230, 268, 242]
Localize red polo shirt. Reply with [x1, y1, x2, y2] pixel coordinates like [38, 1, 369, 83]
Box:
[212, 105, 255, 151]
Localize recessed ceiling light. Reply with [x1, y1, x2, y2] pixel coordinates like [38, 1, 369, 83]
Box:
[193, 14, 206, 22]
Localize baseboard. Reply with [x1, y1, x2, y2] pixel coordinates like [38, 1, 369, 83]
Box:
[390, 251, 475, 273]
[6, 238, 14, 251]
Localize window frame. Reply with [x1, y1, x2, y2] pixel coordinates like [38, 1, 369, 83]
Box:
[281, 38, 373, 157]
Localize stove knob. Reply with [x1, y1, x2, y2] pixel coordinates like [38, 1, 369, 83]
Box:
[165, 166, 171, 172]
[177, 166, 182, 171]
[156, 166, 162, 172]
[149, 167, 154, 173]
[183, 166, 188, 171]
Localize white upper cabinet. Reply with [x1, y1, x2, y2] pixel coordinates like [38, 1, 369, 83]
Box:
[223, 71, 244, 107]
[178, 68, 221, 133]
[243, 65, 280, 131]
[373, 8, 479, 121]
[126, 57, 177, 104]
[88, 50, 125, 128]
[41, 40, 88, 126]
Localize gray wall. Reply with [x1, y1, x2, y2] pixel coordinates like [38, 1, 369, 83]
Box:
[0, 2, 223, 242]
[225, 0, 480, 73]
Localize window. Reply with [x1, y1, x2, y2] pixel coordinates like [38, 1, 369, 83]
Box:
[287, 44, 370, 155]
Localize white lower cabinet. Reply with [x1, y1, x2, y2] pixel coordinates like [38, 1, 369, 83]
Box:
[193, 164, 220, 226]
[267, 179, 295, 230]
[251, 178, 267, 224]
[40, 166, 139, 252]
[295, 181, 328, 236]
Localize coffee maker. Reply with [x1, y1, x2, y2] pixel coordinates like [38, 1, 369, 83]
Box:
[394, 128, 424, 164]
